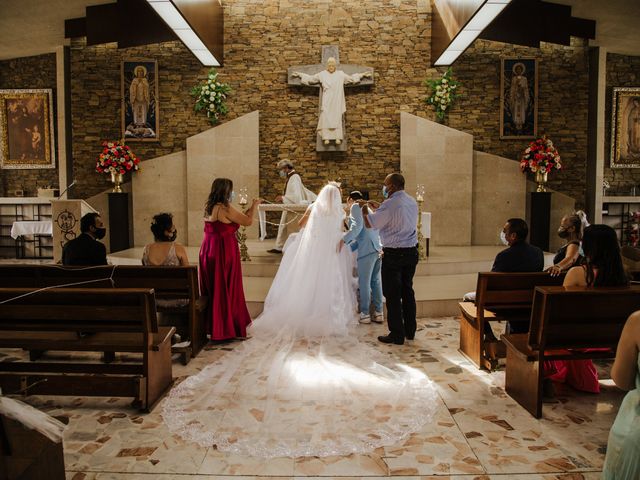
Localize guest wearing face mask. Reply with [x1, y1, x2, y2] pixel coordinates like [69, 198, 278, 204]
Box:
[200, 178, 261, 341]
[142, 212, 189, 266]
[492, 218, 544, 273]
[62, 212, 108, 265]
[361, 173, 419, 345]
[465, 218, 544, 360]
[546, 210, 589, 277]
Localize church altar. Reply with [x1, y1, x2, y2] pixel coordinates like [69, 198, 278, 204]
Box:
[257, 203, 310, 240]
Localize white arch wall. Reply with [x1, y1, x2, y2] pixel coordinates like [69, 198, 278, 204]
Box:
[401, 112, 473, 245]
[132, 111, 260, 247]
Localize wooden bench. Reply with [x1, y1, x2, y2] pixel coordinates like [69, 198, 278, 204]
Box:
[0, 287, 174, 412]
[459, 272, 565, 370]
[0, 265, 206, 364]
[501, 285, 640, 418]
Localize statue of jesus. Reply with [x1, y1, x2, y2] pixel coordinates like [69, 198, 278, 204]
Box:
[292, 57, 372, 145]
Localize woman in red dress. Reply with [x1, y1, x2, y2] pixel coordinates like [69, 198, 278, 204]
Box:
[199, 178, 260, 341]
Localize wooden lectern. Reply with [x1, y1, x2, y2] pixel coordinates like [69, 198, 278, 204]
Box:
[50, 200, 98, 263]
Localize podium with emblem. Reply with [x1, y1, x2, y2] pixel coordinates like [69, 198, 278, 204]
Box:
[50, 200, 98, 263]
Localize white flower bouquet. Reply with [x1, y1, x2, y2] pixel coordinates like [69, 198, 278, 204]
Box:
[190, 68, 231, 125]
[425, 68, 461, 121]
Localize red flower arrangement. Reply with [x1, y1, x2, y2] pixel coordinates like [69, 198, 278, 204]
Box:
[95, 141, 140, 176]
[519, 135, 562, 174]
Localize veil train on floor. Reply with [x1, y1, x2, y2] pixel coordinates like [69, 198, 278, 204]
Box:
[162, 184, 438, 458]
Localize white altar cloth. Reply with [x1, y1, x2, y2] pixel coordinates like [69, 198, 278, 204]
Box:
[11, 221, 53, 239]
[257, 204, 310, 241]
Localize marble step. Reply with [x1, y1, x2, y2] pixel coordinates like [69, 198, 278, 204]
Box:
[244, 272, 478, 319]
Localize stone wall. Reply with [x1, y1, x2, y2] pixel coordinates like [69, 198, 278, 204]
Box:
[604, 53, 640, 194]
[451, 38, 590, 209]
[0, 53, 58, 197]
[34, 1, 593, 209]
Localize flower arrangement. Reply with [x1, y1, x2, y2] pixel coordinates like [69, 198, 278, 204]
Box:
[519, 135, 562, 174]
[424, 68, 461, 121]
[95, 141, 140, 176]
[190, 68, 231, 125]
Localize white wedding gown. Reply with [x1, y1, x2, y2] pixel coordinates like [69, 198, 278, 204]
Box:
[162, 185, 438, 458]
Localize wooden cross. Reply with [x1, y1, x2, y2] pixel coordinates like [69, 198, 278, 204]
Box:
[288, 45, 374, 152]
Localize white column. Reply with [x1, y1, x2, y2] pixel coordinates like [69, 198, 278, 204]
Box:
[55, 46, 68, 197]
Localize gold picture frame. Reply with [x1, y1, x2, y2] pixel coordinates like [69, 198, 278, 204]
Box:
[610, 87, 640, 168]
[121, 58, 159, 141]
[500, 58, 538, 139]
[0, 89, 55, 169]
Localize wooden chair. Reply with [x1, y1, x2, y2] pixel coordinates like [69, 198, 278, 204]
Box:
[459, 272, 566, 370]
[0, 265, 206, 364]
[0, 287, 174, 412]
[501, 285, 640, 418]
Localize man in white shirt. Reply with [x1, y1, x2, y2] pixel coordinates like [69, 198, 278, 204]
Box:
[268, 159, 317, 253]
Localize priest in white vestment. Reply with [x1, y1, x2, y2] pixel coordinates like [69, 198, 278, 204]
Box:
[293, 57, 371, 145]
[268, 159, 317, 253]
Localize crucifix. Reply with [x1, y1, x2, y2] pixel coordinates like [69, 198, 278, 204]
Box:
[288, 46, 374, 152]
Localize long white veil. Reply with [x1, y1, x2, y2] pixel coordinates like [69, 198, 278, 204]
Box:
[162, 183, 438, 458]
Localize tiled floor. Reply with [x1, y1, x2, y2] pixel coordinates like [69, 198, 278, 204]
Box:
[2, 317, 620, 480]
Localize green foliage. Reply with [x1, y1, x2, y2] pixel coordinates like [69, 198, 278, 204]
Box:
[190, 68, 231, 125]
[424, 68, 461, 121]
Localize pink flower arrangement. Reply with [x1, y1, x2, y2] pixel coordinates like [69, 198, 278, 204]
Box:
[95, 141, 140, 176]
[519, 136, 562, 174]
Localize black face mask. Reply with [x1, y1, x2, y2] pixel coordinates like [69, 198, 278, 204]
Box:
[167, 230, 177, 242]
[557, 228, 570, 239]
[93, 227, 107, 240]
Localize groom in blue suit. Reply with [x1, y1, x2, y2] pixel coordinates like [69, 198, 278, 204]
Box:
[343, 191, 384, 323]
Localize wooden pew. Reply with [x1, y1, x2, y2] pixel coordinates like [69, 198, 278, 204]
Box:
[459, 272, 565, 371]
[0, 287, 174, 412]
[0, 265, 206, 364]
[501, 285, 640, 418]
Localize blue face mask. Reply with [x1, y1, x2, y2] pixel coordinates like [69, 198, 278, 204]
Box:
[382, 186, 389, 198]
[279, 170, 287, 178]
[229, 191, 236, 203]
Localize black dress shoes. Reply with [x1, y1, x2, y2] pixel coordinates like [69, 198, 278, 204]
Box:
[378, 335, 404, 345]
[405, 334, 415, 340]
[267, 249, 283, 254]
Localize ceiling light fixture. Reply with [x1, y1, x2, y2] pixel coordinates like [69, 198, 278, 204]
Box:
[434, 0, 512, 66]
[146, 0, 220, 66]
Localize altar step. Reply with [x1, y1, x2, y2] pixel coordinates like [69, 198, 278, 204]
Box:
[240, 244, 504, 277]
[244, 272, 479, 318]
[107, 241, 553, 318]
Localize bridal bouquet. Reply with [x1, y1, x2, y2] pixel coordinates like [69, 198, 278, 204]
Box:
[425, 68, 461, 121]
[95, 141, 140, 176]
[519, 135, 562, 174]
[191, 68, 231, 125]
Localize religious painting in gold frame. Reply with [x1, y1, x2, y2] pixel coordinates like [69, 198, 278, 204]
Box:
[500, 58, 538, 139]
[0, 89, 55, 169]
[121, 59, 159, 141]
[610, 87, 640, 168]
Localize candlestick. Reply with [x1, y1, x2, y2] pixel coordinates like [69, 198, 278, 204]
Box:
[237, 187, 251, 262]
[417, 198, 426, 261]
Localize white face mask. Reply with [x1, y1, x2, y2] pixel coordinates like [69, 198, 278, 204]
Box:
[500, 231, 509, 246]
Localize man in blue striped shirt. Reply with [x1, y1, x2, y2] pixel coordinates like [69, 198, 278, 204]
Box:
[361, 173, 419, 345]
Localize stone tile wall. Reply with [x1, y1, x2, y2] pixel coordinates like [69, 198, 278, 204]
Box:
[7, 2, 606, 211]
[452, 38, 590, 208]
[604, 53, 640, 195]
[0, 53, 59, 197]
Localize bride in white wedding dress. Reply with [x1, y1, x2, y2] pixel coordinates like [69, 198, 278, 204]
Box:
[162, 183, 438, 458]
